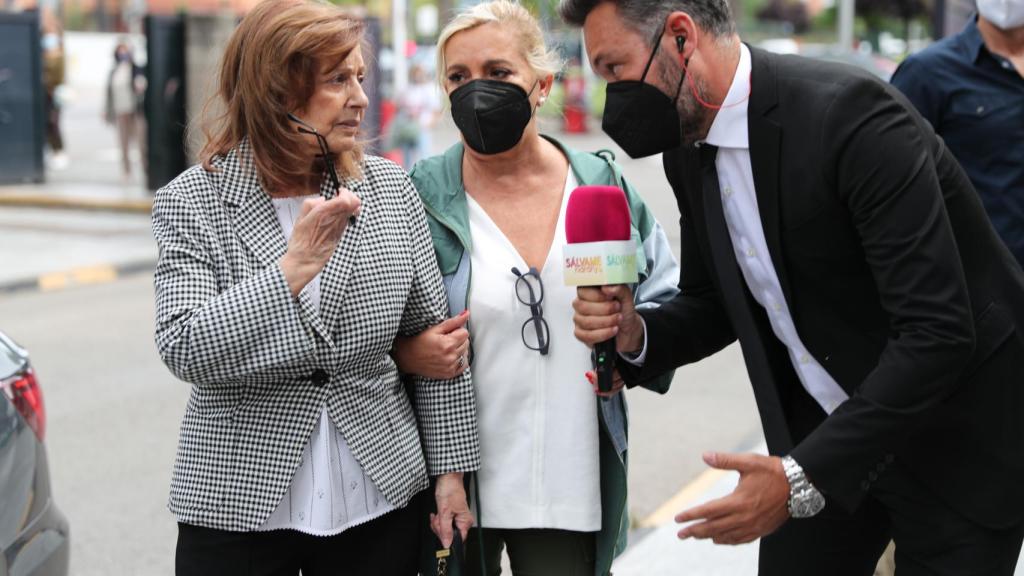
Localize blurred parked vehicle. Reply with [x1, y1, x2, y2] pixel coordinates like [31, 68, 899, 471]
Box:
[758, 37, 801, 54]
[801, 45, 897, 80]
[0, 331, 69, 576]
[757, 39, 897, 81]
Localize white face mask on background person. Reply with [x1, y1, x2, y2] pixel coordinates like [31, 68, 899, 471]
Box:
[41, 33, 59, 51]
[977, 0, 1024, 30]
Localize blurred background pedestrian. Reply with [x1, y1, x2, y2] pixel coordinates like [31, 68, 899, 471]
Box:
[41, 9, 68, 171]
[389, 64, 442, 168]
[106, 39, 147, 183]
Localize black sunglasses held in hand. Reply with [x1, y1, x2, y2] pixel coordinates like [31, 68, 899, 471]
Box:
[287, 112, 356, 225]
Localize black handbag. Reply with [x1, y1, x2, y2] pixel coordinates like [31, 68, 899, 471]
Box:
[417, 472, 492, 576]
[421, 524, 465, 576]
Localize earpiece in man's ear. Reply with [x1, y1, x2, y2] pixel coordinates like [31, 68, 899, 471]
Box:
[675, 35, 686, 53]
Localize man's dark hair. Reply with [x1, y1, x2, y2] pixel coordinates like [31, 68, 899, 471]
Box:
[559, 0, 734, 41]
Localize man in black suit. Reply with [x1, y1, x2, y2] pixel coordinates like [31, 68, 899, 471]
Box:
[560, 0, 1024, 573]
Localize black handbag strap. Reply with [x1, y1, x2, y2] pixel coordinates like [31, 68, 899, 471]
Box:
[473, 471, 486, 576]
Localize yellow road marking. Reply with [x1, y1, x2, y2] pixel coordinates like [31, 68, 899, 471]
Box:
[36, 265, 119, 292]
[72, 265, 118, 284]
[638, 468, 728, 529]
[37, 273, 69, 292]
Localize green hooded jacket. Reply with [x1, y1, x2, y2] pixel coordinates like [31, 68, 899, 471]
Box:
[410, 135, 679, 576]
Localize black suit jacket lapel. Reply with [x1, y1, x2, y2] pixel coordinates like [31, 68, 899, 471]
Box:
[748, 48, 796, 321]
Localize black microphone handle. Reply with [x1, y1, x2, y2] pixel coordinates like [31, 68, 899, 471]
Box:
[594, 338, 617, 393]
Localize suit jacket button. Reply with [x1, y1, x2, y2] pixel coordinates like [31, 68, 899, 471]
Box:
[311, 369, 329, 387]
[860, 480, 870, 491]
[868, 471, 878, 482]
[885, 454, 895, 464]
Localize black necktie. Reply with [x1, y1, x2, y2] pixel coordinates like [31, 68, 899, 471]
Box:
[699, 144, 743, 296]
[699, 143, 793, 451]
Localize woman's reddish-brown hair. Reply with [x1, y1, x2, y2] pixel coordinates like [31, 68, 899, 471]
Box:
[198, 0, 366, 191]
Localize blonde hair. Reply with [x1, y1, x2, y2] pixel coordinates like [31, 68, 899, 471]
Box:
[198, 0, 365, 190]
[436, 0, 562, 87]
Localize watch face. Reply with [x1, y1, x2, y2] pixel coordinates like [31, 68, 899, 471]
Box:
[792, 490, 826, 518]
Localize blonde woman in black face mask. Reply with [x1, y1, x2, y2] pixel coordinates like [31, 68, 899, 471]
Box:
[390, 2, 680, 574]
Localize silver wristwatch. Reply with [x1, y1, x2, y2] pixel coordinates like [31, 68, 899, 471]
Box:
[781, 456, 825, 518]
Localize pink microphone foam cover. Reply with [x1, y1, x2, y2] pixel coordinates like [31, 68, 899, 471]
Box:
[565, 186, 632, 244]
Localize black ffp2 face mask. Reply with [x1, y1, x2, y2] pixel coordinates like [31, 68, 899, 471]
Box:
[601, 31, 686, 159]
[450, 79, 536, 155]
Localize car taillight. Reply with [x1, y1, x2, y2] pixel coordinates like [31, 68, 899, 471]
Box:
[2, 368, 45, 441]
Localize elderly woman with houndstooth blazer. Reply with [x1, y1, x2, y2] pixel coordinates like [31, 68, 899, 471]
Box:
[151, 1, 479, 574]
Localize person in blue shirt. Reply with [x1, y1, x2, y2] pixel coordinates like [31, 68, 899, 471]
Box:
[891, 3, 1024, 267]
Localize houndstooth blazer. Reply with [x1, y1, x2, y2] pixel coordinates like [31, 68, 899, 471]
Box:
[152, 140, 480, 532]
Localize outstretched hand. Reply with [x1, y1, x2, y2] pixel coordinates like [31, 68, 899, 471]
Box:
[675, 452, 791, 545]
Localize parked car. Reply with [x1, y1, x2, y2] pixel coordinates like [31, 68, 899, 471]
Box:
[0, 330, 69, 576]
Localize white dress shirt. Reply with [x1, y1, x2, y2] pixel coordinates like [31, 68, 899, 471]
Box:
[465, 171, 602, 531]
[258, 194, 394, 536]
[702, 44, 849, 415]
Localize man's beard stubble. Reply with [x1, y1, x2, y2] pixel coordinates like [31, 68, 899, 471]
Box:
[656, 50, 713, 147]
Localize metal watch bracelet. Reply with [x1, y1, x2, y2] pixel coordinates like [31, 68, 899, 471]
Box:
[781, 455, 826, 518]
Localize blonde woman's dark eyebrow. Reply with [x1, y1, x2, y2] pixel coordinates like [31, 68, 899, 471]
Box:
[446, 58, 515, 74]
[482, 59, 515, 68]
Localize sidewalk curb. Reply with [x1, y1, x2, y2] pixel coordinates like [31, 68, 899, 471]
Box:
[0, 194, 153, 214]
[0, 260, 156, 296]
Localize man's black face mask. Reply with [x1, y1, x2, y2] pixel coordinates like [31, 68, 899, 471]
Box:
[601, 29, 687, 158]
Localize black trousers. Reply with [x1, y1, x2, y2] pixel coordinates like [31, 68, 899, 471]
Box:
[759, 465, 1024, 576]
[176, 500, 420, 576]
[463, 528, 596, 576]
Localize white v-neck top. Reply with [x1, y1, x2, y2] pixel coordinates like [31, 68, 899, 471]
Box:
[258, 194, 394, 536]
[465, 171, 601, 531]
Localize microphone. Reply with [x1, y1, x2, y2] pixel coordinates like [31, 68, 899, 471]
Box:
[563, 186, 638, 393]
